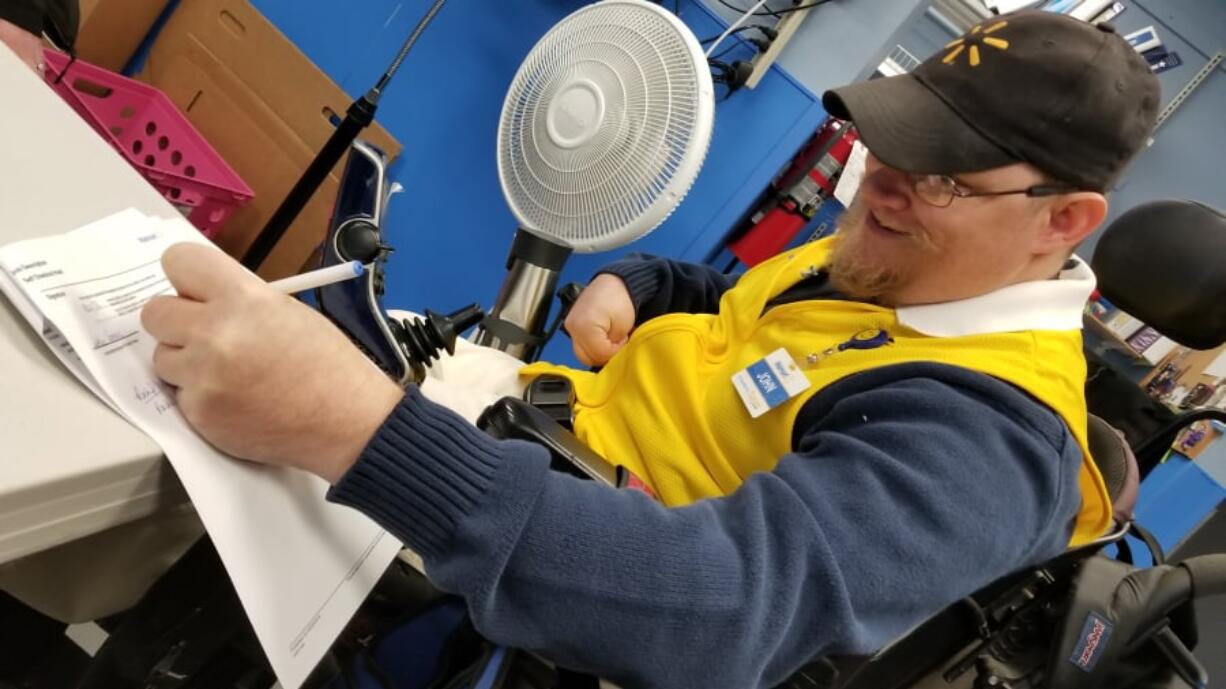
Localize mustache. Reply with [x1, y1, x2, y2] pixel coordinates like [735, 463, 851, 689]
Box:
[825, 200, 938, 300]
[840, 200, 938, 251]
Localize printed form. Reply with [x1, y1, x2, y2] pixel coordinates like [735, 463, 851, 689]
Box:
[0, 210, 401, 689]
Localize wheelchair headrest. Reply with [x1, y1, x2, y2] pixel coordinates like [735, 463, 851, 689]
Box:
[1091, 200, 1226, 350]
[1086, 415, 1138, 523]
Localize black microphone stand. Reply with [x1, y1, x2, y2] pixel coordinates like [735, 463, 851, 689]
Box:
[241, 0, 447, 271]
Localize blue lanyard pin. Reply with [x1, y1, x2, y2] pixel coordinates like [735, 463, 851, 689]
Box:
[805, 329, 894, 367]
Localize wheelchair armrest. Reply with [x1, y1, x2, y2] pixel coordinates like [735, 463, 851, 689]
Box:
[477, 397, 657, 499]
[477, 397, 621, 487]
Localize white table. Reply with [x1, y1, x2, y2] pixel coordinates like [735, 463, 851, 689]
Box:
[0, 45, 191, 571]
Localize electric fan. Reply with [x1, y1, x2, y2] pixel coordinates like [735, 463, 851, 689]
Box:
[473, 0, 715, 360]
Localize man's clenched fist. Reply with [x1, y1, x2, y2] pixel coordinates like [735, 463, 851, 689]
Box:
[564, 274, 635, 367]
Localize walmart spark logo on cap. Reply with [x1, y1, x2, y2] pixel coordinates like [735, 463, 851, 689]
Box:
[943, 21, 1011, 67]
[820, 9, 1161, 192]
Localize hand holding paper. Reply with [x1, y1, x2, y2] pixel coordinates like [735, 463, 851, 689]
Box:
[142, 243, 403, 482]
[0, 211, 402, 689]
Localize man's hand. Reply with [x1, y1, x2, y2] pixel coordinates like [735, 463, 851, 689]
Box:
[141, 243, 404, 483]
[564, 274, 635, 367]
[0, 19, 45, 74]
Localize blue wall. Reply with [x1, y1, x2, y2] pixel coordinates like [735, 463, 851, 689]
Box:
[702, 0, 927, 93]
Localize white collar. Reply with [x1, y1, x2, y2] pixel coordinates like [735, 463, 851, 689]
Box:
[894, 255, 1097, 337]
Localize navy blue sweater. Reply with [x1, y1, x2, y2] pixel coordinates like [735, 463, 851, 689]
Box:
[328, 255, 1083, 688]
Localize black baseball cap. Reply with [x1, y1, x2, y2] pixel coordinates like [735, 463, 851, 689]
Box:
[822, 10, 1160, 191]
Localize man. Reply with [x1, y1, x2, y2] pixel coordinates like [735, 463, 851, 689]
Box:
[0, 0, 77, 73]
[141, 10, 1159, 688]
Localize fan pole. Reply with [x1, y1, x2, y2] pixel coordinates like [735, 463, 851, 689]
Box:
[479, 2, 713, 360]
[475, 229, 573, 361]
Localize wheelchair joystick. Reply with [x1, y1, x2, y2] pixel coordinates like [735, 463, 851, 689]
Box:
[394, 304, 486, 381]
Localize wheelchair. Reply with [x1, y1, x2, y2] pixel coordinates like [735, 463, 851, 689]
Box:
[74, 145, 1226, 689]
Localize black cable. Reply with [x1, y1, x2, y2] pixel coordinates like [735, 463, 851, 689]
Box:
[699, 25, 762, 44]
[714, 0, 757, 15]
[371, 0, 447, 100]
[710, 63, 731, 85]
[708, 58, 733, 77]
[709, 42, 747, 60]
[708, 29, 771, 61]
[715, 0, 834, 17]
[767, 0, 835, 16]
[709, 59, 753, 99]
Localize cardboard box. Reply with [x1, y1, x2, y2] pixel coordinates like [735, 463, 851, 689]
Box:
[76, 0, 169, 72]
[138, 0, 402, 279]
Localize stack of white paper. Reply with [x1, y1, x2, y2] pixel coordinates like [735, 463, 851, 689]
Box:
[0, 210, 401, 689]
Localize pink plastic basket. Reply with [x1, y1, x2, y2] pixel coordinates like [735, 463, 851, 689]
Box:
[42, 50, 254, 239]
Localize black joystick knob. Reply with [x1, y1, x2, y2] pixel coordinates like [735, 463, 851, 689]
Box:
[399, 304, 486, 372]
[336, 219, 383, 264]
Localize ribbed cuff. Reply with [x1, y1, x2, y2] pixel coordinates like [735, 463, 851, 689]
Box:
[0, 1, 46, 36]
[596, 259, 663, 315]
[327, 385, 506, 559]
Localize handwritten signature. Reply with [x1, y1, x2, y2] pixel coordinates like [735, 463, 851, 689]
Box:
[133, 382, 178, 415]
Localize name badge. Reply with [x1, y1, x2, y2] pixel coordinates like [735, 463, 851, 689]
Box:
[731, 348, 812, 418]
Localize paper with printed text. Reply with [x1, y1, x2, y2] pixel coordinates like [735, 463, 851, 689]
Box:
[0, 210, 400, 689]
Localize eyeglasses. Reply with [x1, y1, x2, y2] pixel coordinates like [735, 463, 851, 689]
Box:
[910, 174, 1077, 209]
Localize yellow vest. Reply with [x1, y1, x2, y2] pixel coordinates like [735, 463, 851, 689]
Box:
[524, 238, 1112, 547]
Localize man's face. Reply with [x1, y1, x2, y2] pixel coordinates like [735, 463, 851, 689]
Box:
[828, 152, 1055, 306]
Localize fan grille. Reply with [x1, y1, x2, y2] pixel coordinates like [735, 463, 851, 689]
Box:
[498, 0, 713, 251]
